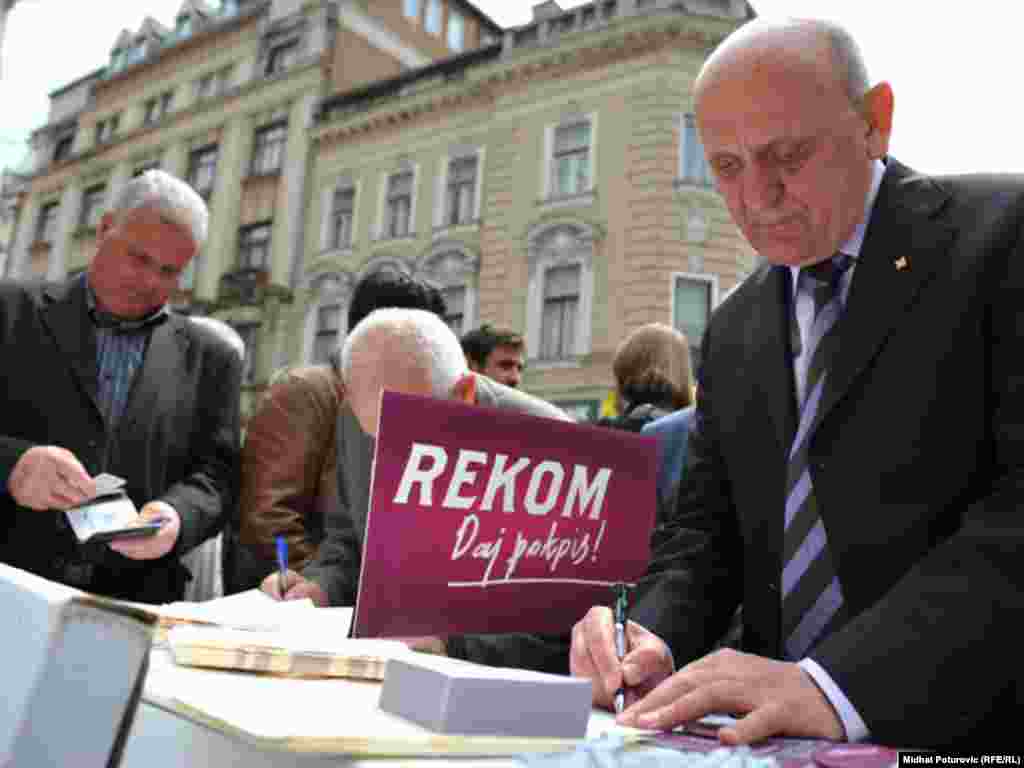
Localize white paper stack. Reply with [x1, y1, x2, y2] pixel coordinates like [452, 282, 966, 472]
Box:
[379, 654, 593, 738]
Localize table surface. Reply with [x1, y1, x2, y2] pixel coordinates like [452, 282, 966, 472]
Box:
[118, 648, 629, 767]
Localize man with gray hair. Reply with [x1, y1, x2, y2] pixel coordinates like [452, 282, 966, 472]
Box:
[0, 170, 241, 603]
[263, 308, 573, 670]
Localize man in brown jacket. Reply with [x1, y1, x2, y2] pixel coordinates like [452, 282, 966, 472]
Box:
[224, 271, 445, 592]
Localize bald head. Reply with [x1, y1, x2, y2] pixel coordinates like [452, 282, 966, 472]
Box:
[696, 18, 869, 109]
[341, 308, 470, 436]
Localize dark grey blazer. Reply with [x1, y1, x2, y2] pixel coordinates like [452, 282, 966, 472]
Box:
[633, 159, 1024, 747]
[0, 275, 242, 603]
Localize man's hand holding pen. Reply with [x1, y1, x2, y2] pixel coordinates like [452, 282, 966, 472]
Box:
[569, 602, 674, 715]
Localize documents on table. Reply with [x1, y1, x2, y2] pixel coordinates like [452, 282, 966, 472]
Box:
[143, 647, 644, 757]
[168, 626, 409, 680]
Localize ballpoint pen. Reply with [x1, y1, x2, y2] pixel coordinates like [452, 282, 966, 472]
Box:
[276, 535, 289, 600]
[613, 582, 630, 714]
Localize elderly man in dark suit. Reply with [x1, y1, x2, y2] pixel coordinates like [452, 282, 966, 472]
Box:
[0, 170, 241, 604]
[570, 17, 1024, 748]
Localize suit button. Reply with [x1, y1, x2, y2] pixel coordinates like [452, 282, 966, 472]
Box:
[767, 581, 779, 594]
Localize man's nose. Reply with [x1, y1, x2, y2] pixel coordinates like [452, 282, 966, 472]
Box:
[743, 162, 784, 210]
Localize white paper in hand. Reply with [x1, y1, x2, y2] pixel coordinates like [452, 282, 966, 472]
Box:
[94, 473, 127, 496]
[65, 494, 139, 543]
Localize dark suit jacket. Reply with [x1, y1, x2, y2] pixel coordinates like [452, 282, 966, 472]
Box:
[633, 160, 1024, 747]
[0, 275, 242, 604]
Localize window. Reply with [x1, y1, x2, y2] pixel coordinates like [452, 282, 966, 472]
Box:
[238, 223, 271, 270]
[312, 304, 341, 365]
[540, 264, 580, 360]
[672, 275, 715, 372]
[551, 122, 591, 198]
[447, 9, 465, 51]
[232, 322, 259, 384]
[125, 40, 148, 66]
[384, 171, 414, 238]
[143, 90, 173, 126]
[95, 114, 120, 144]
[403, 0, 420, 21]
[35, 202, 60, 243]
[266, 39, 299, 76]
[251, 122, 287, 175]
[680, 113, 713, 187]
[221, 0, 239, 16]
[425, 0, 442, 35]
[525, 222, 595, 363]
[329, 186, 355, 249]
[176, 14, 192, 39]
[79, 185, 106, 230]
[188, 145, 219, 198]
[444, 156, 477, 227]
[53, 133, 75, 164]
[442, 285, 466, 336]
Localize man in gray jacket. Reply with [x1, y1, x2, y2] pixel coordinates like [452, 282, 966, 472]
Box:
[263, 307, 572, 670]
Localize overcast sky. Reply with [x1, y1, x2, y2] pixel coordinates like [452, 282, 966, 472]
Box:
[1, 1, 1020, 175]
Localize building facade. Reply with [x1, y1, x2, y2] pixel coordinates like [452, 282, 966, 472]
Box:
[6, 0, 499, 416]
[8, 0, 754, 421]
[297, 0, 756, 419]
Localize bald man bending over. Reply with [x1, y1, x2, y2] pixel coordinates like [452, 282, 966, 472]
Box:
[569, 16, 1024, 749]
[262, 308, 572, 670]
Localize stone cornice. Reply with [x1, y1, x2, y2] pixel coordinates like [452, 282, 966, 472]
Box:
[314, 13, 738, 147]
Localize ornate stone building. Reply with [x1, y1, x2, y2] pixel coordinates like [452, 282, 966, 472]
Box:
[9, 0, 755, 420]
[298, 0, 756, 419]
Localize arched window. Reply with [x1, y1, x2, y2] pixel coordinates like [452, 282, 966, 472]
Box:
[415, 243, 480, 337]
[524, 221, 598, 363]
[303, 272, 353, 365]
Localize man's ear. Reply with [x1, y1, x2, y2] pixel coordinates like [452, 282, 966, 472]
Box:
[450, 372, 477, 404]
[860, 82, 894, 159]
[97, 211, 117, 240]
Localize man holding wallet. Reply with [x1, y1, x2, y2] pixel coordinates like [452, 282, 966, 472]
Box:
[0, 170, 241, 603]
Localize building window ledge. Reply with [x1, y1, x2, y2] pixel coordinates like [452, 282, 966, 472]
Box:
[537, 190, 596, 213]
[374, 232, 418, 244]
[673, 178, 718, 195]
[319, 245, 355, 260]
[432, 220, 480, 240]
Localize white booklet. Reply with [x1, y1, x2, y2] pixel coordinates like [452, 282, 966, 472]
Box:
[64, 474, 144, 543]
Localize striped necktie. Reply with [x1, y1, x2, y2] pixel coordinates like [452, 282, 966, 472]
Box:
[781, 254, 852, 659]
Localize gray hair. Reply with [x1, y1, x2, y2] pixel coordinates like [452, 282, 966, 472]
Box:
[110, 169, 209, 248]
[340, 307, 468, 397]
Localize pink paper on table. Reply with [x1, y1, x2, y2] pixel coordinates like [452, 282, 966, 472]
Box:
[353, 391, 658, 638]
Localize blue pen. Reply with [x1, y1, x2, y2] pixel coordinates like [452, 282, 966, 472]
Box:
[276, 535, 289, 600]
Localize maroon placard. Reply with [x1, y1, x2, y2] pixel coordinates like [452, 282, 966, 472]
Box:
[353, 390, 658, 638]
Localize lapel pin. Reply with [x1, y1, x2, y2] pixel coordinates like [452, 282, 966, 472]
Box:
[894, 256, 908, 271]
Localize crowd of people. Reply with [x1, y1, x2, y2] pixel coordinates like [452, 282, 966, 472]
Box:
[1, 15, 1019, 750]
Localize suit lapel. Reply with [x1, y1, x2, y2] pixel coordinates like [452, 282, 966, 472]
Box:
[817, 160, 955, 430]
[118, 316, 191, 437]
[39, 277, 103, 420]
[748, 264, 798, 456]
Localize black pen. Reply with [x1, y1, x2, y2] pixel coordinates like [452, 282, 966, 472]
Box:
[613, 583, 630, 714]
